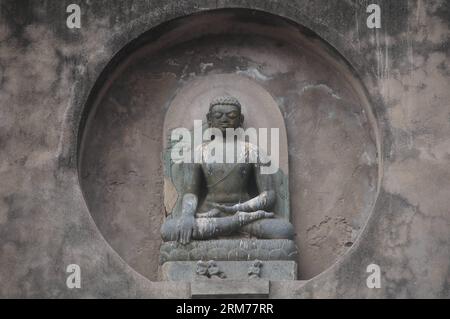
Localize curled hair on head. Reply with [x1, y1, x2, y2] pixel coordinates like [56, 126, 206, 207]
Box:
[209, 95, 242, 112]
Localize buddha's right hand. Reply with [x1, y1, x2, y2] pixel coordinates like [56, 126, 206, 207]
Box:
[176, 215, 195, 244]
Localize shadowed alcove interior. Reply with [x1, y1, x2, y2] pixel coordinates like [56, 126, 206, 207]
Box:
[78, 9, 380, 281]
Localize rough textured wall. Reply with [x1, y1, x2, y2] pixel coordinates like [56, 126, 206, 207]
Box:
[0, 0, 449, 298]
[79, 11, 378, 281]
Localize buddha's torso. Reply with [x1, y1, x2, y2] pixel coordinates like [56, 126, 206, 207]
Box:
[201, 162, 252, 204]
[197, 140, 258, 213]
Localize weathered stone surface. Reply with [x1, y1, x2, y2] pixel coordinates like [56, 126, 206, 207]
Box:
[160, 261, 297, 281]
[0, 0, 449, 298]
[160, 240, 298, 264]
[191, 280, 270, 299]
[79, 9, 378, 281]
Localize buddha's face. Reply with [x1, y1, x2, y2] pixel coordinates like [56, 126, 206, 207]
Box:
[207, 104, 244, 134]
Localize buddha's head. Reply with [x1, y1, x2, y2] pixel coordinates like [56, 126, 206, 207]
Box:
[207, 95, 244, 134]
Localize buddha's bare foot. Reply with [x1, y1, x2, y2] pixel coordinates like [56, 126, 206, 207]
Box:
[196, 208, 221, 218]
[235, 210, 274, 226]
[255, 210, 275, 219]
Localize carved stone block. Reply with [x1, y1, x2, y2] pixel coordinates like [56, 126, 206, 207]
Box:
[159, 239, 298, 264]
[160, 260, 297, 281]
[191, 280, 270, 299]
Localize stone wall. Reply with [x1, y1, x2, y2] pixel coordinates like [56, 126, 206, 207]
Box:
[0, 0, 449, 298]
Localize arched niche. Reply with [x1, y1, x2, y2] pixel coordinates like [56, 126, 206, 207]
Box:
[79, 8, 380, 281]
[162, 74, 290, 221]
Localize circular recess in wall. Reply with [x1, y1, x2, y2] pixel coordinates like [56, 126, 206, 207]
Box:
[78, 9, 381, 281]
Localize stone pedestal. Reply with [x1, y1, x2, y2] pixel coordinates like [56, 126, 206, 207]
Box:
[159, 239, 298, 263]
[160, 260, 297, 281]
[191, 280, 270, 299]
[159, 239, 298, 285]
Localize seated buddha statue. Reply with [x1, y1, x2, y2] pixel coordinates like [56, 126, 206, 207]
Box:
[161, 96, 295, 244]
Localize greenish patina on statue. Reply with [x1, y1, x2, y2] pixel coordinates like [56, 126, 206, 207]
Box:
[161, 96, 294, 244]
